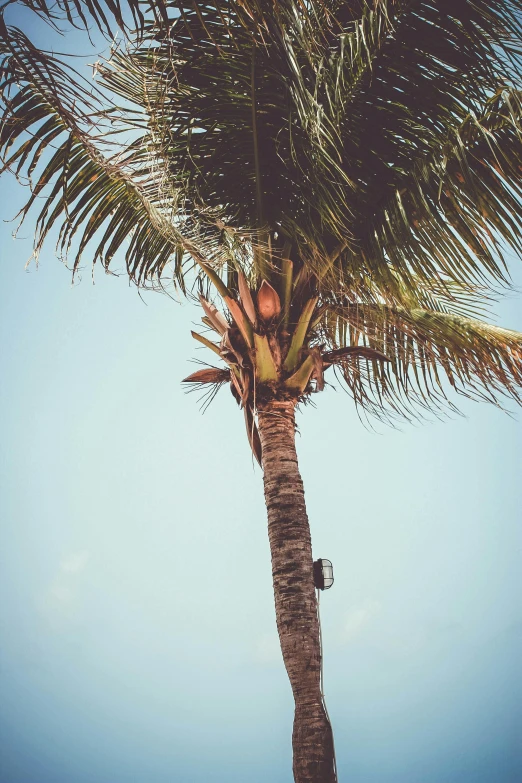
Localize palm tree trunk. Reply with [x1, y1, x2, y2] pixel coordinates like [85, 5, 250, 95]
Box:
[257, 399, 336, 783]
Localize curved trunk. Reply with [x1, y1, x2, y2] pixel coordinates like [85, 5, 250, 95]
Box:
[257, 399, 336, 783]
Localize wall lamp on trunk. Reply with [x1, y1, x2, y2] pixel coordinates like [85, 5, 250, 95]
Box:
[313, 558, 334, 590]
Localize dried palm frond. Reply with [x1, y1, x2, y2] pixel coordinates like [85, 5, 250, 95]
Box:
[182, 367, 231, 385]
[181, 364, 231, 411]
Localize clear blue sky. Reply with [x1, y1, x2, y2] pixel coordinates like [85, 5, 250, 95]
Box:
[0, 12, 521, 783]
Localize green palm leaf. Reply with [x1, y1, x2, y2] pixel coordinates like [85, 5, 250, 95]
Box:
[91, 1, 522, 296]
[323, 303, 522, 422]
[0, 20, 220, 286]
[10, 0, 165, 38]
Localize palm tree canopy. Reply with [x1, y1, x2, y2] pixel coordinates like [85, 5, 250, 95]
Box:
[1, 0, 522, 421]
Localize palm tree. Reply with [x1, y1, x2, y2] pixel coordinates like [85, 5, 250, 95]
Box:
[2, 2, 522, 780]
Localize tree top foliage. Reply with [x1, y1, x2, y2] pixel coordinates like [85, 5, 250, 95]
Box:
[2, 0, 522, 422]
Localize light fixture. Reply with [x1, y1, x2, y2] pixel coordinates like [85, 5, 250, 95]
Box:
[313, 558, 334, 590]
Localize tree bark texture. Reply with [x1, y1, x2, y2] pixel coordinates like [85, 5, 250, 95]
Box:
[257, 399, 336, 783]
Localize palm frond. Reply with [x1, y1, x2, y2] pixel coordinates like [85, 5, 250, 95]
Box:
[93, 1, 522, 298]
[0, 20, 223, 286]
[321, 303, 522, 422]
[96, 2, 356, 280]
[5, 0, 166, 38]
[327, 87, 522, 303]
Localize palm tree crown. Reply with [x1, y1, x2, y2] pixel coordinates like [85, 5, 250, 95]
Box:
[2, 0, 522, 433]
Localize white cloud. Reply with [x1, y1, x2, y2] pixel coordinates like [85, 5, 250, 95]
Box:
[341, 599, 382, 644]
[39, 550, 91, 620]
[60, 550, 90, 574]
[48, 584, 74, 605]
[253, 633, 282, 666]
